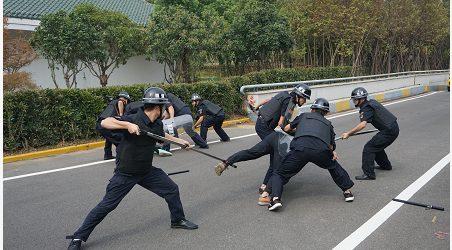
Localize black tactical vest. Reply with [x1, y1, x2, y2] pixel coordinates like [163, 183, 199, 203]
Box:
[167, 93, 186, 113]
[116, 114, 162, 174]
[201, 100, 222, 115]
[295, 112, 332, 147]
[259, 91, 291, 128]
[99, 100, 120, 119]
[361, 99, 397, 131]
[125, 101, 144, 115]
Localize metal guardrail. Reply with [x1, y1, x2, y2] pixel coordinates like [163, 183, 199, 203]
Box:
[239, 70, 450, 95]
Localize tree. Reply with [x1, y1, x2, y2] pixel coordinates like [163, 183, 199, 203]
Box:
[224, 1, 295, 75]
[71, 3, 146, 87]
[30, 10, 101, 89]
[3, 16, 39, 91]
[145, 6, 217, 83]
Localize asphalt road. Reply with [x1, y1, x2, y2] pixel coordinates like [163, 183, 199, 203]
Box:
[3, 91, 450, 250]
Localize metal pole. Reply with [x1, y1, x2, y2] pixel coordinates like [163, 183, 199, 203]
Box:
[392, 198, 444, 211]
[140, 130, 237, 168]
[335, 129, 379, 141]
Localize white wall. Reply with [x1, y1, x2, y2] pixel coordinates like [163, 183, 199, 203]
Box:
[21, 55, 167, 89]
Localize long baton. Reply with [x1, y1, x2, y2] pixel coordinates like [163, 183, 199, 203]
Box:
[392, 198, 445, 211]
[140, 130, 237, 168]
[167, 170, 190, 176]
[335, 129, 379, 141]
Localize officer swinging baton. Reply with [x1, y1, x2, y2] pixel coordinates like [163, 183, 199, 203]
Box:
[392, 198, 445, 211]
[335, 129, 379, 141]
[139, 130, 237, 169]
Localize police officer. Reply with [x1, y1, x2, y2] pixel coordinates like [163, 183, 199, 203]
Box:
[341, 87, 399, 180]
[268, 98, 355, 211]
[161, 93, 208, 151]
[215, 130, 293, 206]
[97, 92, 130, 160]
[190, 94, 230, 145]
[125, 100, 173, 157]
[66, 87, 197, 250]
[253, 83, 311, 194]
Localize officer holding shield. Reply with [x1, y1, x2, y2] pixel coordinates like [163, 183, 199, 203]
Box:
[253, 83, 311, 195]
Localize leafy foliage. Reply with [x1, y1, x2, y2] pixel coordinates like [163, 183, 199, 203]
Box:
[3, 66, 349, 151]
[145, 6, 218, 83]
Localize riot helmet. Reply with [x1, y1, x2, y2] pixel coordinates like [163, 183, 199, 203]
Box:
[142, 87, 169, 104]
[350, 87, 368, 100]
[310, 98, 330, 112]
[190, 93, 201, 102]
[292, 83, 311, 100]
[118, 92, 130, 101]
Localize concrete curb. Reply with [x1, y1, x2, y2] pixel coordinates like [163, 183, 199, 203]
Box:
[3, 117, 251, 163]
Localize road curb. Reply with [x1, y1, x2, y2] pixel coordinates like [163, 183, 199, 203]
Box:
[3, 118, 251, 163]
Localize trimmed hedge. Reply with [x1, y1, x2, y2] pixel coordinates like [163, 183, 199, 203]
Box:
[3, 66, 351, 151]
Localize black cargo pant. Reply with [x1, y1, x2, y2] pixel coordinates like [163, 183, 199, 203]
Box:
[226, 132, 285, 194]
[272, 147, 354, 200]
[362, 123, 399, 178]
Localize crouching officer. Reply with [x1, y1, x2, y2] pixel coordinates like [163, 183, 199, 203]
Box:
[269, 98, 355, 211]
[97, 92, 130, 160]
[66, 87, 198, 250]
[341, 87, 399, 180]
[253, 83, 311, 194]
[161, 93, 208, 151]
[215, 130, 293, 206]
[190, 93, 230, 145]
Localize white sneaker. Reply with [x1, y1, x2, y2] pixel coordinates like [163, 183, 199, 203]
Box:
[158, 149, 172, 157]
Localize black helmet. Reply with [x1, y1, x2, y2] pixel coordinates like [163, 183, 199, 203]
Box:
[142, 87, 169, 104]
[190, 93, 201, 102]
[118, 92, 130, 101]
[310, 97, 329, 112]
[350, 87, 368, 100]
[292, 83, 311, 100]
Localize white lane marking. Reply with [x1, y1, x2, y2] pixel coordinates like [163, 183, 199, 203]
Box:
[3, 160, 114, 181]
[333, 153, 450, 250]
[2, 91, 440, 181]
[3, 133, 258, 181]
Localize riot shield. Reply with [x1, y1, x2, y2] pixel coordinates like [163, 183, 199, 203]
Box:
[278, 131, 294, 156]
[162, 114, 195, 137]
[281, 100, 299, 128]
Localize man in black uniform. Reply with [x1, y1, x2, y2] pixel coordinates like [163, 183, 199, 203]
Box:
[161, 93, 208, 151]
[97, 92, 130, 160]
[66, 88, 198, 250]
[268, 98, 355, 211]
[190, 93, 230, 144]
[253, 83, 311, 195]
[125, 100, 173, 157]
[215, 130, 293, 205]
[341, 87, 399, 180]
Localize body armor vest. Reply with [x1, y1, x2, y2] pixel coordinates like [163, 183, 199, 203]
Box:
[167, 93, 186, 113]
[201, 100, 222, 115]
[99, 100, 120, 119]
[125, 101, 144, 115]
[116, 114, 162, 174]
[361, 99, 397, 131]
[295, 112, 332, 147]
[259, 92, 291, 128]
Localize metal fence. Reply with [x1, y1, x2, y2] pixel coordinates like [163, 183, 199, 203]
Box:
[240, 70, 449, 95]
